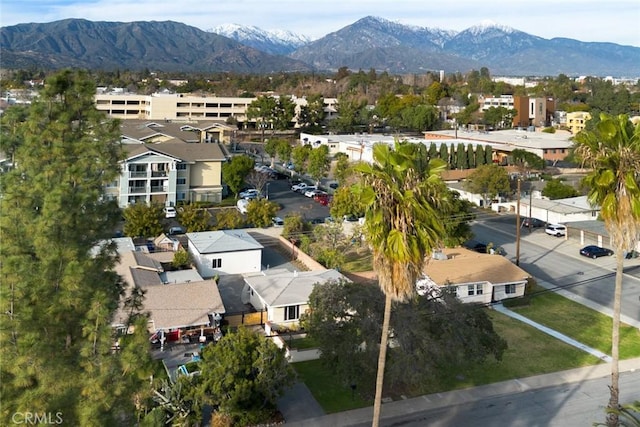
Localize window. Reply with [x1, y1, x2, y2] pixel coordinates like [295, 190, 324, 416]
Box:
[284, 305, 300, 321]
[211, 258, 222, 269]
[177, 163, 187, 170]
[177, 178, 187, 185]
[505, 284, 516, 294]
[467, 284, 483, 296]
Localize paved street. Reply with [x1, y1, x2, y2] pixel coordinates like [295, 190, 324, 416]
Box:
[471, 214, 640, 325]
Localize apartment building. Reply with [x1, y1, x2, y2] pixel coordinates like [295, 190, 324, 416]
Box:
[95, 92, 339, 127]
[105, 120, 227, 208]
[566, 111, 592, 134]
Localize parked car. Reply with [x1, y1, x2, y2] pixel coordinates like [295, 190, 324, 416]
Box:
[291, 183, 308, 192]
[304, 188, 323, 198]
[580, 245, 614, 259]
[314, 194, 331, 206]
[302, 187, 319, 197]
[343, 214, 359, 222]
[464, 240, 488, 254]
[239, 189, 260, 199]
[168, 226, 185, 235]
[309, 217, 325, 225]
[522, 217, 545, 228]
[164, 206, 177, 218]
[328, 182, 339, 190]
[545, 224, 566, 237]
[272, 216, 284, 226]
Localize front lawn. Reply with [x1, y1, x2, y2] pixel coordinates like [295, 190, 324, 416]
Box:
[293, 309, 604, 413]
[506, 287, 640, 359]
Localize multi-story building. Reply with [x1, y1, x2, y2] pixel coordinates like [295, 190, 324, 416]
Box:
[566, 111, 592, 134]
[105, 120, 227, 208]
[94, 92, 339, 128]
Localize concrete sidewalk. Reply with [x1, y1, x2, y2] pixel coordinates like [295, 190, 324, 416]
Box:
[286, 357, 640, 427]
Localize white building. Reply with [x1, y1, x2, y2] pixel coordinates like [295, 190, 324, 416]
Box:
[187, 230, 263, 277]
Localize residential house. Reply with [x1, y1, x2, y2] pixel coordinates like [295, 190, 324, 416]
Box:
[241, 268, 345, 329]
[110, 241, 226, 342]
[187, 230, 263, 277]
[420, 247, 530, 303]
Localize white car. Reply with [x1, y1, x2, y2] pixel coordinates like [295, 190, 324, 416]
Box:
[291, 183, 308, 192]
[303, 187, 320, 197]
[545, 224, 566, 237]
[272, 216, 284, 226]
[239, 189, 260, 199]
[164, 206, 177, 218]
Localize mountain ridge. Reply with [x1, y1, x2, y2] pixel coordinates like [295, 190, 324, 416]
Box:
[2, 16, 639, 76]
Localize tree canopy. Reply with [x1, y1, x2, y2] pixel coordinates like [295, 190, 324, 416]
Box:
[302, 279, 507, 397]
[197, 327, 295, 425]
[0, 69, 152, 425]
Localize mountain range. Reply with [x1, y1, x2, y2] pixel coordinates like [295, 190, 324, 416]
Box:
[2, 16, 639, 76]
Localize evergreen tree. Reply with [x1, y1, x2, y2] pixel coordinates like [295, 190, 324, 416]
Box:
[485, 144, 494, 164]
[467, 143, 476, 169]
[439, 144, 449, 164]
[475, 145, 486, 167]
[456, 143, 468, 169]
[0, 69, 152, 425]
[428, 142, 438, 160]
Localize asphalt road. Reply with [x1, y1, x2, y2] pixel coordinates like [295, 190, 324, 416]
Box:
[347, 370, 640, 427]
[470, 214, 640, 324]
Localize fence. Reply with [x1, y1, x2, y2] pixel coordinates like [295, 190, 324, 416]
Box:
[225, 310, 266, 327]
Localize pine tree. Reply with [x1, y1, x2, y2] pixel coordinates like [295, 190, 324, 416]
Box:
[0, 70, 152, 425]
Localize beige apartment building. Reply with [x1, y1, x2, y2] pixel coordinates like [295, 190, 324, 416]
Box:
[95, 92, 338, 127]
[566, 111, 592, 134]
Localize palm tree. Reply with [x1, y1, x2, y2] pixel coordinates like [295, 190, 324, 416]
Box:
[354, 141, 449, 427]
[573, 113, 640, 427]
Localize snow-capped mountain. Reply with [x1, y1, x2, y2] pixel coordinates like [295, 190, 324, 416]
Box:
[210, 24, 311, 55]
[2, 17, 639, 76]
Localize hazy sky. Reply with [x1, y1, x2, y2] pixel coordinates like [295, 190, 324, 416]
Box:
[2, 0, 639, 47]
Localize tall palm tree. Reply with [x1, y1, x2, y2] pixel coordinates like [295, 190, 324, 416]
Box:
[354, 141, 449, 427]
[573, 113, 640, 427]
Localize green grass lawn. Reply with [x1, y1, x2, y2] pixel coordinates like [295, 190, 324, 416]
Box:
[506, 287, 640, 359]
[293, 308, 612, 413]
[289, 336, 319, 350]
[342, 249, 372, 272]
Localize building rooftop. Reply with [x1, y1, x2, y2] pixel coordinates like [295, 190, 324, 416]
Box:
[187, 230, 264, 254]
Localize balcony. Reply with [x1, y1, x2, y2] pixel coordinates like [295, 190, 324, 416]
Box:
[129, 171, 148, 178]
[150, 186, 169, 193]
[151, 171, 168, 177]
[128, 187, 147, 194]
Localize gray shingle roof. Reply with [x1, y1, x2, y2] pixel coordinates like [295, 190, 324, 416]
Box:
[245, 268, 345, 307]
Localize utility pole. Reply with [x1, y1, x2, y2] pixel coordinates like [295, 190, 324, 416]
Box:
[516, 178, 521, 266]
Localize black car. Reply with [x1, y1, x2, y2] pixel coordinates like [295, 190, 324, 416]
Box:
[522, 217, 545, 228]
[579, 245, 614, 259]
[464, 240, 487, 253]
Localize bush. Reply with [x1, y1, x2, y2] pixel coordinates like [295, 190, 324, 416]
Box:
[541, 127, 556, 133]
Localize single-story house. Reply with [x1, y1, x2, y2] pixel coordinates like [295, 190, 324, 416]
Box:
[112, 249, 226, 342]
[421, 247, 530, 304]
[187, 230, 263, 277]
[242, 268, 345, 329]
